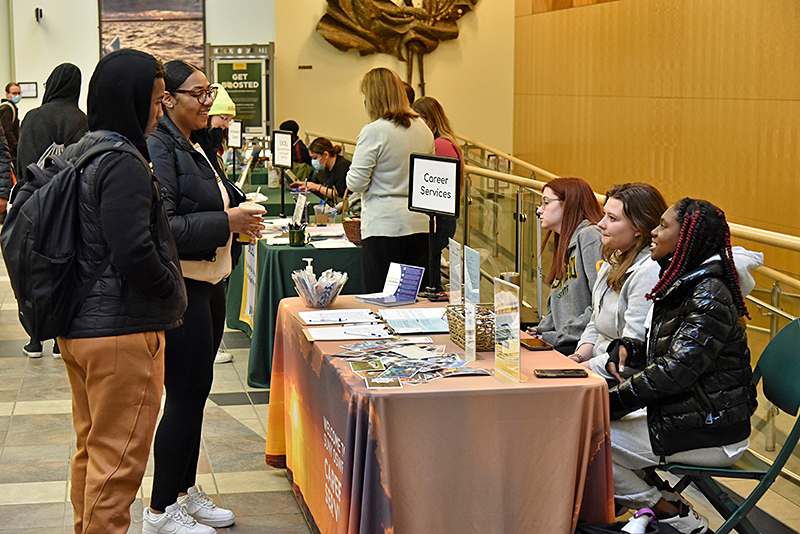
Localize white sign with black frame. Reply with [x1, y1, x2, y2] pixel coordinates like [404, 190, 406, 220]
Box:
[228, 120, 243, 149]
[272, 130, 293, 168]
[407, 153, 460, 217]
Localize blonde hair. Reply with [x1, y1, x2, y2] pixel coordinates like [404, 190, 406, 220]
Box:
[361, 68, 418, 128]
[411, 96, 458, 146]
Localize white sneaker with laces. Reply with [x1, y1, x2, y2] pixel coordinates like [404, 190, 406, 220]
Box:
[142, 499, 216, 534]
[183, 484, 235, 527]
[214, 349, 233, 364]
[660, 504, 709, 534]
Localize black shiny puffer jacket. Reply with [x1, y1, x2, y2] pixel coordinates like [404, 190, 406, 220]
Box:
[609, 260, 757, 457]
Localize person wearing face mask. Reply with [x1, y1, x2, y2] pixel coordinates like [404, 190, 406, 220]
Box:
[55, 49, 187, 534]
[291, 136, 351, 204]
[568, 183, 667, 379]
[145, 60, 265, 533]
[0, 82, 21, 165]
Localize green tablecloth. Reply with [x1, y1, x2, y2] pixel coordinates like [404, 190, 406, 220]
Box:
[226, 239, 364, 388]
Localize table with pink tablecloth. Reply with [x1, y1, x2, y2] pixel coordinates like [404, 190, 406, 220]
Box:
[265, 296, 614, 534]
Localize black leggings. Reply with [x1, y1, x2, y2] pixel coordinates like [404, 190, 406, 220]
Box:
[150, 278, 225, 511]
[361, 233, 430, 293]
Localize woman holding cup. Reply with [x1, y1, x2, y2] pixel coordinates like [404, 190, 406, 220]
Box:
[144, 60, 264, 532]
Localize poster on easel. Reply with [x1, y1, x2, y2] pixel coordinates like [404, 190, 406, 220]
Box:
[494, 278, 521, 383]
[448, 238, 462, 304]
[464, 245, 480, 362]
[239, 242, 258, 329]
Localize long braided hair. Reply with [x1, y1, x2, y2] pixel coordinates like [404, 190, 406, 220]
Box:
[647, 198, 749, 318]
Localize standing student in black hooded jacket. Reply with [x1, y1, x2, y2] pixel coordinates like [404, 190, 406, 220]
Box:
[144, 60, 264, 533]
[17, 63, 88, 175]
[57, 49, 187, 534]
[17, 62, 89, 359]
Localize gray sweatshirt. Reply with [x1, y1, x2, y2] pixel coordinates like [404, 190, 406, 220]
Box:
[582, 249, 660, 378]
[536, 220, 603, 349]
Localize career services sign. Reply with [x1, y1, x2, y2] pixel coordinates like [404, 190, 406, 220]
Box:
[408, 153, 461, 218]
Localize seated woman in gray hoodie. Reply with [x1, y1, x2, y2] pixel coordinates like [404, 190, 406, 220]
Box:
[570, 183, 667, 377]
[529, 177, 603, 355]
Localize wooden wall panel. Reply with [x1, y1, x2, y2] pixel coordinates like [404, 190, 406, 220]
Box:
[515, 0, 800, 276]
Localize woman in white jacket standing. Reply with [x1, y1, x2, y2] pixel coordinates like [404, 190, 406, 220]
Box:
[346, 67, 435, 292]
[570, 183, 668, 378]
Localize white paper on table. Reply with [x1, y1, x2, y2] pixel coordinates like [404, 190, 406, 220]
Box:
[305, 324, 394, 341]
[266, 236, 290, 245]
[378, 307, 449, 334]
[306, 224, 345, 237]
[298, 308, 376, 325]
[310, 239, 356, 249]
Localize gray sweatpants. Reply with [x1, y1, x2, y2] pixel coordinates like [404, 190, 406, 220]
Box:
[611, 410, 748, 508]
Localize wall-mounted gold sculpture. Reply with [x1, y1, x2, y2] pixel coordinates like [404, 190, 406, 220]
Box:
[317, 0, 479, 96]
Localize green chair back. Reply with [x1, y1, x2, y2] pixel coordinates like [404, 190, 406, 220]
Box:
[756, 318, 800, 416]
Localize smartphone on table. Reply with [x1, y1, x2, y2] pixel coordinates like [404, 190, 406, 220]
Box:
[533, 368, 589, 379]
[520, 337, 553, 351]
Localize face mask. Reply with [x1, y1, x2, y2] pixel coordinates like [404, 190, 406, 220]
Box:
[10, 95, 21, 104]
[311, 158, 324, 171]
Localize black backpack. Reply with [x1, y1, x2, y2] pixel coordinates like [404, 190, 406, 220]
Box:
[0, 141, 145, 340]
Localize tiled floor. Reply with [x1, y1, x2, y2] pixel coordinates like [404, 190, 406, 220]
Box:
[1, 261, 800, 533]
[0, 267, 311, 532]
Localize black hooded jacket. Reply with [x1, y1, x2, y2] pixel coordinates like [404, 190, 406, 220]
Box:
[147, 113, 246, 266]
[65, 50, 187, 338]
[608, 259, 757, 457]
[17, 63, 89, 177]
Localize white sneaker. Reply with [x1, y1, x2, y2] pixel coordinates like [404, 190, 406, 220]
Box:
[214, 349, 233, 364]
[142, 500, 216, 533]
[660, 504, 709, 534]
[183, 484, 235, 528]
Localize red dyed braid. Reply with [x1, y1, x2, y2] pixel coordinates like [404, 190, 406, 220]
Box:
[647, 208, 700, 300]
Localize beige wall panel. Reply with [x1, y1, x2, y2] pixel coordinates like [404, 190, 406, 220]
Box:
[515, 0, 800, 277]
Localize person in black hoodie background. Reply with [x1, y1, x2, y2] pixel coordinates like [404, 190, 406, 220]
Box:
[17, 63, 88, 175]
[144, 60, 264, 533]
[56, 49, 187, 534]
[17, 62, 89, 358]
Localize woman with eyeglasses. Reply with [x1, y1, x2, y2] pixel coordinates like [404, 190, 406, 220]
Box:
[528, 177, 603, 355]
[144, 60, 265, 533]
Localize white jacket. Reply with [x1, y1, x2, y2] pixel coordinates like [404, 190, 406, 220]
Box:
[345, 117, 434, 239]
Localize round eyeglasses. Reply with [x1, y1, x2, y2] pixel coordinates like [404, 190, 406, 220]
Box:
[173, 86, 218, 104]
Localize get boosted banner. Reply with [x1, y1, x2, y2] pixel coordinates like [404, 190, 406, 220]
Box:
[215, 61, 264, 132]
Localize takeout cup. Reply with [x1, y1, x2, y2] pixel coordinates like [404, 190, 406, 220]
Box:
[237, 200, 267, 243]
[314, 204, 329, 226]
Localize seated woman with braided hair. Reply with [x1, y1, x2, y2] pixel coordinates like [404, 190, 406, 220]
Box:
[605, 198, 757, 534]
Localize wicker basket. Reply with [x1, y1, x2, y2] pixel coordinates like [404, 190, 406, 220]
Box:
[342, 218, 362, 245]
[446, 304, 495, 352]
[340, 189, 362, 245]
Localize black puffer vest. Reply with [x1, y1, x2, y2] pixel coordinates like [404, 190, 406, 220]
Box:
[65, 130, 186, 338]
[609, 260, 757, 456]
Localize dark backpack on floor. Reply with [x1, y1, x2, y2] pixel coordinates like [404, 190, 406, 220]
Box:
[0, 141, 144, 340]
